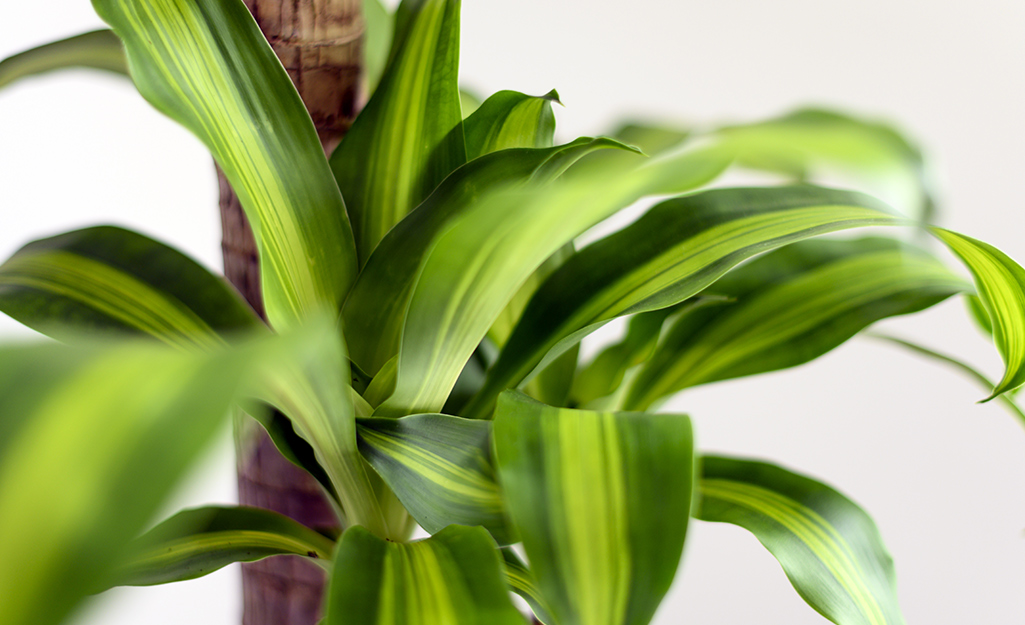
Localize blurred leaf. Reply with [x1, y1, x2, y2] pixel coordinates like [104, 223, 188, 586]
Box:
[330, 0, 465, 261]
[493, 391, 694, 625]
[344, 138, 628, 376]
[246, 407, 335, 498]
[501, 548, 555, 625]
[378, 144, 730, 417]
[356, 414, 513, 544]
[463, 89, 559, 159]
[566, 120, 689, 179]
[717, 108, 935, 221]
[94, 0, 357, 330]
[0, 328, 302, 625]
[116, 505, 335, 586]
[931, 229, 1025, 400]
[363, 0, 393, 96]
[324, 525, 523, 625]
[624, 237, 969, 409]
[465, 187, 907, 419]
[0, 29, 126, 90]
[869, 333, 1025, 427]
[460, 88, 482, 118]
[698, 456, 906, 625]
[0, 226, 261, 349]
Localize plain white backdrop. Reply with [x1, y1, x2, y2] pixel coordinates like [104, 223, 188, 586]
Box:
[2, 1, 1024, 623]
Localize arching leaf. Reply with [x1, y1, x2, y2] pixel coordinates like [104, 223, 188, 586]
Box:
[463, 89, 559, 159]
[0, 29, 127, 90]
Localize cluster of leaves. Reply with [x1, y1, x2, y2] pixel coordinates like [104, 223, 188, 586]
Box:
[2, 1, 1024, 625]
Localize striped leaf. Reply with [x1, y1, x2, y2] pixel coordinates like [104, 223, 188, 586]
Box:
[931, 228, 1025, 400]
[464, 187, 907, 419]
[116, 505, 335, 586]
[93, 0, 357, 330]
[324, 525, 523, 625]
[343, 138, 629, 376]
[330, 0, 465, 261]
[493, 391, 695, 625]
[0, 328, 301, 625]
[356, 414, 513, 544]
[717, 108, 935, 221]
[377, 145, 731, 417]
[623, 237, 970, 409]
[698, 456, 906, 625]
[501, 548, 555, 625]
[0, 226, 261, 349]
[463, 89, 559, 159]
[0, 29, 127, 90]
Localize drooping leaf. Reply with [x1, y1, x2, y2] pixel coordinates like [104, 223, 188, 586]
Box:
[93, 0, 357, 330]
[869, 333, 1025, 427]
[565, 120, 689, 179]
[324, 525, 523, 625]
[0, 226, 261, 349]
[463, 89, 559, 159]
[698, 456, 906, 625]
[717, 108, 935, 221]
[330, 0, 465, 261]
[0, 29, 127, 90]
[623, 237, 969, 409]
[377, 145, 731, 417]
[0, 327, 304, 625]
[344, 138, 630, 376]
[356, 414, 513, 544]
[501, 548, 555, 625]
[493, 391, 695, 625]
[931, 228, 1025, 400]
[363, 0, 394, 96]
[116, 505, 335, 586]
[245, 406, 335, 497]
[464, 187, 908, 419]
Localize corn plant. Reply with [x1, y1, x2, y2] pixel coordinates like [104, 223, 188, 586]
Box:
[2, 1, 1024, 625]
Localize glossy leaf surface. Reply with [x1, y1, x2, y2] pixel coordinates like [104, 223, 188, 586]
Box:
[493, 391, 694, 625]
[466, 186, 906, 419]
[0, 226, 260, 349]
[356, 414, 512, 544]
[330, 0, 465, 260]
[931, 228, 1025, 399]
[117, 505, 335, 585]
[344, 138, 627, 376]
[94, 0, 357, 330]
[0, 330, 297, 625]
[379, 145, 731, 416]
[624, 237, 969, 409]
[698, 456, 906, 625]
[463, 89, 559, 159]
[325, 525, 523, 625]
[0, 29, 126, 90]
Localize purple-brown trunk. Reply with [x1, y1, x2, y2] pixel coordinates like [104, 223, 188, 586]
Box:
[221, 2, 364, 624]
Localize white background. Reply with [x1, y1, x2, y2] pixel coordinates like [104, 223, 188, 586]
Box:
[2, 1, 1024, 623]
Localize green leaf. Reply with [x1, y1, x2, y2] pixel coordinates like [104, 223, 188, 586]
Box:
[344, 138, 628, 376]
[0, 328, 302, 625]
[493, 391, 695, 625]
[378, 144, 731, 417]
[501, 548, 555, 625]
[246, 407, 335, 498]
[463, 89, 559, 159]
[931, 228, 1025, 400]
[717, 108, 935, 221]
[324, 525, 523, 625]
[356, 414, 513, 544]
[363, 0, 394, 96]
[624, 237, 969, 409]
[564, 120, 689, 179]
[93, 0, 357, 330]
[330, 0, 465, 261]
[0, 29, 127, 90]
[116, 505, 335, 586]
[460, 88, 482, 118]
[698, 456, 906, 625]
[465, 186, 908, 419]
[0, 226, 261, 349]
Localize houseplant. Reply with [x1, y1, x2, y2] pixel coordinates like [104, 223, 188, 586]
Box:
[2, 1, 1025, 622]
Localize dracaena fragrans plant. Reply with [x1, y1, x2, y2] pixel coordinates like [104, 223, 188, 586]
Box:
[1, 1, 1024, 625]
